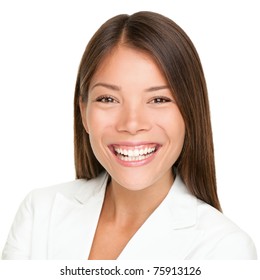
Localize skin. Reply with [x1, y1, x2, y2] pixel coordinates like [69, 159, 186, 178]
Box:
[80, 45, 185, 259]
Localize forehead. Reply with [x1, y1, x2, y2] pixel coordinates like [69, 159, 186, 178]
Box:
[90, 45, 168, 86]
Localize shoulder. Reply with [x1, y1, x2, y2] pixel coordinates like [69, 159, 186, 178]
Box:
[24, 172, 108, 209]
[171, 175, 257, 259]
[2, 172, 108, 260]
[197, 200, 239, 232]
[195, 200, 257, 259]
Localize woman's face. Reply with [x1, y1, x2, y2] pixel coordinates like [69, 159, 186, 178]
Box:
[80, 46, 185, 191]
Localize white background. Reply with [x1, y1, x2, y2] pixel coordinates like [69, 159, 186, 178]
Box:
[0, 0, 259, 258]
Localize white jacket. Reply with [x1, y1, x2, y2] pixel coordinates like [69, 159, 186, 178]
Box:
[2, 172, 257, 260]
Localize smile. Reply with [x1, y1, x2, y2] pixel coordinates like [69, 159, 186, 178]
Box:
[110, 143, 160, 165]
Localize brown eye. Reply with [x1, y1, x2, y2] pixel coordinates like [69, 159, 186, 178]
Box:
[149, 97, 172, 104]
[96, 96, 118, 103]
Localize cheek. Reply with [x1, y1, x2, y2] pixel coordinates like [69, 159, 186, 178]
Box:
[86, 106, 105, 132]
[158, 109, 185, 142]
[174, 116, 185, 148]
[86, 106, 117, 141]
[175, 114, 185, 142]
[162, 111, 185, 165]
[85, 108, 106, 160]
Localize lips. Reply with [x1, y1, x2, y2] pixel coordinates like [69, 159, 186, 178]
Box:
[110, 143, 160, 163]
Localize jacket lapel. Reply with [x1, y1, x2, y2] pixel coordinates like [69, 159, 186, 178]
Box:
[47, 173, 203, 260]
[118, 175, 203, 259]
[47, 173, 108, 259]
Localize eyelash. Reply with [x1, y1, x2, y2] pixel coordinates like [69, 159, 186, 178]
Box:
[95, 95, 118, 103]
[95, 95, 173, 104]
[149, 96, 172, 104]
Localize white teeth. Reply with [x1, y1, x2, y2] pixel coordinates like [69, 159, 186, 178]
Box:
[117, 153, 154, 162]
[114, 146, 156, 160]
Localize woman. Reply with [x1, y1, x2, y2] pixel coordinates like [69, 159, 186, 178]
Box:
[2, 11, 257, 260]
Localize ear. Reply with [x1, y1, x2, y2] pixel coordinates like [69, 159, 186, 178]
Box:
[79, 98, 89, 134]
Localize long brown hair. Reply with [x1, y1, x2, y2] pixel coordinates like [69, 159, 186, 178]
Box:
[74, 11, 221, 211]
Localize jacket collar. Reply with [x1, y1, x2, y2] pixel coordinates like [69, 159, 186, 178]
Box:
[48, 172, 202, 259]
[117, 175, 202, 259]
[75, 172, 197, 229]
[164, 174, 198, 229]
[72, 172, 197, 228]
[73, 172, 109, 204]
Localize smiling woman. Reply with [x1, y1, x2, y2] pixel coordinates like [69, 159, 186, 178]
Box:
[80, 46, 185, 197]
[2, 11, 257, 260]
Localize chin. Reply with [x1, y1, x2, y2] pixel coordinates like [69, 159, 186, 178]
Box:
[110, 172, 161, 192]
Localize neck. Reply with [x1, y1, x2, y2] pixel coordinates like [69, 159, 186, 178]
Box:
[103, 172, 174, 227]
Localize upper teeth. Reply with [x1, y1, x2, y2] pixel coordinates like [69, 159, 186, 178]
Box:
[114, 147, 156, 157]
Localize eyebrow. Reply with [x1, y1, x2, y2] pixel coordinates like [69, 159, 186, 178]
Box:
[91, 83, 121, 91]
[91, 83, 170, 92]
[144, 85, 170, 92]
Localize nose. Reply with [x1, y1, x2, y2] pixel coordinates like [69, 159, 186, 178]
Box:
[116, 103, 152, 135]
